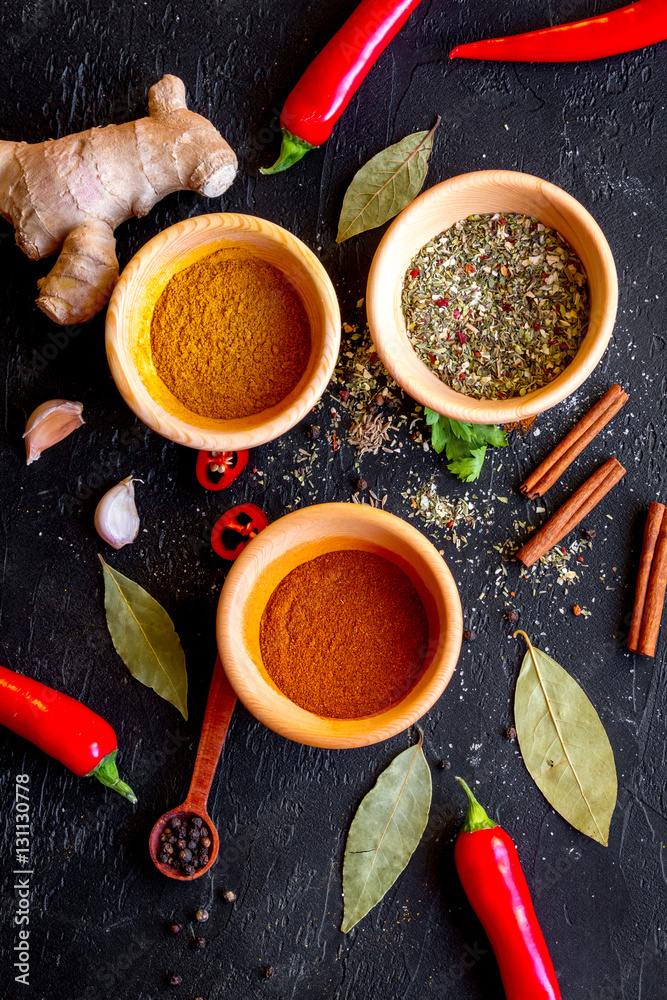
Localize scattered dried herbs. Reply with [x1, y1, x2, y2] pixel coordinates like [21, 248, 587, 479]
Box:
[403, 213, 589, 398]
[425, 409, 507, 481]
[336, 120, 439, 243]
[341, 730, 431, 932]
[513, 631, 617, 846]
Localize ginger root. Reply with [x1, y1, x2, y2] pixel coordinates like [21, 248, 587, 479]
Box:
[0, 75, 237, 325]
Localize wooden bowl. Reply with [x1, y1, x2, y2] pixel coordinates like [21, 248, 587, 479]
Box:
[216, 503, 463, 749]
[366, 170, 618, 424]
[105, 214, 341, 450]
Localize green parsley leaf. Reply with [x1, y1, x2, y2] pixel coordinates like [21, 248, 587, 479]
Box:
[424, 406, 440, 427]
[444, 435, 471, 462]
[447, 446, 487, 482]
[430, 417, 449, 454]
[470, 424, 508, 447]
[447, 418, 478, 443]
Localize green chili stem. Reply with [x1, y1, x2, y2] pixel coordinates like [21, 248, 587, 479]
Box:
[89, 750, 137, 804]
[455, 777, 497, 833]
[260, 129, 316, 174]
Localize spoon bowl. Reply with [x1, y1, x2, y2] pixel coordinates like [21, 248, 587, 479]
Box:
[149, 804, 220, 881]
[148, 656, 236, 881]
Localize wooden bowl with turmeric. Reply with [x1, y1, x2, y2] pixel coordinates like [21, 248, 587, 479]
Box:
[216, 503, 463, 749]
[106, 213, 341, 450]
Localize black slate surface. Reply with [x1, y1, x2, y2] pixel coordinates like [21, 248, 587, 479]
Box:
[0, 1, 666, 998]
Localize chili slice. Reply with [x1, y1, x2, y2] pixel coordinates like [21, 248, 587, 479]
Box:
[211, 503, 269, 560]
[261, 0, 426, 174]
[196, 449, 249, 491]
[454, 778, 561, 999]
[0, 664, 137, 803]
[449, 0, 667, 63]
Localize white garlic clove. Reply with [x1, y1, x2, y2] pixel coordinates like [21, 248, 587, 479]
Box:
[23, 399, 85, 465]
[94, 476, 140, 550]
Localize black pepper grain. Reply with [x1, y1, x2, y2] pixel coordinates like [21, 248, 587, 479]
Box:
[264, 966, 275, 980]
[505, 726, 517, 741]
[463, 629, 476, 641]
[505, 610, 520, 623]
[195, 938, 206, 950]
[169, 973, 182, 986]
[222, 890, 236, 903]
[170, 923, 183, 935]
[195, 909, 209, 923]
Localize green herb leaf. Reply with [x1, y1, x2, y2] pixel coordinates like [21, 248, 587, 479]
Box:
[448, 418, 477, 443]
[100, 556, 188, 720]
[514, 631, 617, 846]
[430, 418, 449, 454]
[424, 406, 440, 427]
[447, 446, 487, 482]
[470, 424, 508, 448]
[444, 434, 471, 462]
[341, 730, 431, 933]
[336, 120, 439, 243]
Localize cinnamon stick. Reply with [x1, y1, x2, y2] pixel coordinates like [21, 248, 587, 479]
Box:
[634, 511, 667, 658]
[516, 457, 626, 568]
[627, 503, 666, 653]
[520, 384, 628, 499]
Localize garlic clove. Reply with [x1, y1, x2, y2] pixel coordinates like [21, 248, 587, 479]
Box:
[94, 476, 140, 550]
[23, 399, 84, 465]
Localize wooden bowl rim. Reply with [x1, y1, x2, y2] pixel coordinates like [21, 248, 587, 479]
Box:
[366, 169, 618, 424]
[216, 503, 463, 749]
[105, 212, 341, 450]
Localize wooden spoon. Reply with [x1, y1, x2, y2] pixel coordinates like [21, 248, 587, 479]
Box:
[149, 655, 237, 881]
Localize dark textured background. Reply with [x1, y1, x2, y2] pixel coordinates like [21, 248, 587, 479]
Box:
[0, 1, 665, 997]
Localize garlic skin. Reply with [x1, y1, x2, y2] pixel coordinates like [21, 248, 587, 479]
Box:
[23, 399, 84, 465]
[94, 477, 140, 550]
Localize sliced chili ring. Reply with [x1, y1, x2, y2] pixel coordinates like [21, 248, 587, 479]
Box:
[211, 503, 269, 560]
[196, 449, 249, 491]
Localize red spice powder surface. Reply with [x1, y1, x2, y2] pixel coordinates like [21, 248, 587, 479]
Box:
[259, 550, 430, 719]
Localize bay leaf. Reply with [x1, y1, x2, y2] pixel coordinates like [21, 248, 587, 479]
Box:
[336, 119, 440, 243]
[341, 730, 431, 933]
[100, 556, 188, 720]
[514, 630, 617, 846]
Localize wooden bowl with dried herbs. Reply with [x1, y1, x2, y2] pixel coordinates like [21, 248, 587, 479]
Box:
[106, 213, 341, 450]
[366, 170, 617, 424]
[216, 503, 463, 749]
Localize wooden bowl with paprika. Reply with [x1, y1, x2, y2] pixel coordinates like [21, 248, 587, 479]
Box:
[105, 213, 341, 450]
[216, 503, 463, 749]
[366, 169, 618, 425]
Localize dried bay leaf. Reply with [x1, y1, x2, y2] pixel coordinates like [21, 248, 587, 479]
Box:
[341, 730, 431, 932]
[514, 631, 616, 846]
[336, 119, 440, 243]
[100, 556, 188, 720]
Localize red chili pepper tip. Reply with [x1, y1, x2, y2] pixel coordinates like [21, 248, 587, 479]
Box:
[410, 269, 419, 279]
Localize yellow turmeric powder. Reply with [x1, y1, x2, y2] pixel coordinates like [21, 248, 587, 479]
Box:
[150, 249, 311, 419]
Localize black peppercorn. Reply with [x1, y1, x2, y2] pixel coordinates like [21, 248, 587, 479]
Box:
[583, 527, 596, 539]
[170, 923, 183, 935]
[187, 841, 198, 852]
[462, 629, 476, 641]
[192, 817, 203, 828]
[200, 826, 209, 838]
[505, 610, 520, 623]
[200, 837, 211, 849]
[357, 479, 367, 491]
[505, 726, 517, 741]
[195, 937, 206, 950]
[179, 849, 193, 863]
[264, 966, 275, 979]
[169, 973, 182, 986]
[184, 865, 195, 876]
[195, 909, 209, 922]
[177, 839, 187, 850]
[222, 890, 236, 903]
[436, 760, 450, 770]
[164, 843, 174, 856]
[159, 853, 169, 864]
[310, 425, 321, 439]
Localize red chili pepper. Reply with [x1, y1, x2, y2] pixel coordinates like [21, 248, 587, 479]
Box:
[195, 449, 249, 491]
[449, 0, 667, 62]
[261, 0, 426, 173]
[210, 503, 269, 560]
[454, 779, 561, 1000]
[0, 664, 136, 802]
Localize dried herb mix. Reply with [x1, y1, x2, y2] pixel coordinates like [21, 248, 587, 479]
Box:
[402, 213, 589, 399]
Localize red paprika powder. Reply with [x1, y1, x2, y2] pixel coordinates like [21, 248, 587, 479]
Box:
[259, 549, 430, 719]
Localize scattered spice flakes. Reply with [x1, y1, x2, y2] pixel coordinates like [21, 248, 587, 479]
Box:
[403, 480, 493, 549]
[402, 213, 589, 400]
[347, 413, 399, 455]
[504, 415, 538, 435]
[333, 324, 403, 419]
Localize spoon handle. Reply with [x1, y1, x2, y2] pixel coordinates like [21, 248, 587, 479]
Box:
[186, 656, 237, 815]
